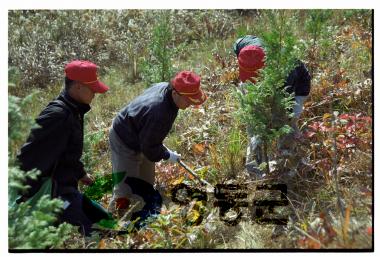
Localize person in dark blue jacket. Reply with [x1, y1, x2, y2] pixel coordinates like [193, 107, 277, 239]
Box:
[108, 71, 207, 227]
[233, 35, 311, 175]
[17, 60, 110, 235]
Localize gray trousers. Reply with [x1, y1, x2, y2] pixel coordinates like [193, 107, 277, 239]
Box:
[108, 127, 155, 212]
[245, 96, 307, 173]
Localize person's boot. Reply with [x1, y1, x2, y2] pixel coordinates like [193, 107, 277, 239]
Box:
[245, 145, 261, 175]
[246, 136, 265, 177]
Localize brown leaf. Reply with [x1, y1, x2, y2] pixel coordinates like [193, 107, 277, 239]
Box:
[343, 205, 351, 241]
[98, 239, 106, 249]
[192, 143, 206, 155]
[144, 230, 154, 241]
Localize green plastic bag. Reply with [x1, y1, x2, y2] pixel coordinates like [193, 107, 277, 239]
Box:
[25, 177, 52, 210]
[82, 194, 118, 230]
[19, 176, 118, 230]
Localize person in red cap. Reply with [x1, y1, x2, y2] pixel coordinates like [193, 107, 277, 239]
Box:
[108, 71, 207, 227]
[233, 35, 311, 175]
[17, 60, 110, 236]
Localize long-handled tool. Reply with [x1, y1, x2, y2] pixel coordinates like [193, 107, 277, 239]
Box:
[177, 160, 214, 193]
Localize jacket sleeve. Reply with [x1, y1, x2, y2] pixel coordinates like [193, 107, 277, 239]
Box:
[294, 62, 311, 96]
[74, 161, 86, 180]
[17, 105, 72, 176]
[138, 113, 171, 162]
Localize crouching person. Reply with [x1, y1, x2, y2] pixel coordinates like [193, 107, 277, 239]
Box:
[17, 60, 110, 236]
[108, 71, 207, 228]
[233, 35, 311, 174]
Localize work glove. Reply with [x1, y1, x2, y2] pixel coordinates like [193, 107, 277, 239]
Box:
[167, 149, 181, 163]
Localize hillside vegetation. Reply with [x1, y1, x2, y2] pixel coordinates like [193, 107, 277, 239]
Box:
[8, 10, 372, 250]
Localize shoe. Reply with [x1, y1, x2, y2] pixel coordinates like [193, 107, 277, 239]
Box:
[246, 161, 264, 178]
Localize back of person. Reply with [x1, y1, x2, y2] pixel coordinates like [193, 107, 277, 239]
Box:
[233, 35, 264, 56]
[112, 82, 178, 162]
[108, 71, 207, 228]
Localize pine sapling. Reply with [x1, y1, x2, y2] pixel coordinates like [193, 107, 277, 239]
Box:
[238, 10, 301, 173]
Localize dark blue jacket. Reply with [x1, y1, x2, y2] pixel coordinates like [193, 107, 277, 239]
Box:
[284, 60, 311, 96]
[112, 83, 178, 162]
[18, 91, 90, 197]
[234, 35, 311, 96]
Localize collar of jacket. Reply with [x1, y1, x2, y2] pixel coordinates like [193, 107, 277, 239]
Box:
[165, 84, 179, 111]
[59, 90, 91, 115]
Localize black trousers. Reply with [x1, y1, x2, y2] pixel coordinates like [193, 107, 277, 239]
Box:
[59, 191, 110, 236]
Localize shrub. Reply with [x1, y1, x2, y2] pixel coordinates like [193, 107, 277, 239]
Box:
[140, 11, 176, 86]
[8, 92, 77, 249]
[82, 129, 107, 173]
[8, 90, 36, 161]
[8, 10, 152, 87]
[9, 10, 239, 88]
[238, 10, 300, 171]
[220, 127, 246, 179]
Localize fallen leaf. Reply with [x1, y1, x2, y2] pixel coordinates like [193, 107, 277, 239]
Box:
[98, 239, 106, 249]
[192, 143, 206, 155]
[323, 113, 332, 121]
[172, 176, 185, 185]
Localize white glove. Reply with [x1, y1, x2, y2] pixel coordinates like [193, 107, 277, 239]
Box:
[167, 149, 181, 163]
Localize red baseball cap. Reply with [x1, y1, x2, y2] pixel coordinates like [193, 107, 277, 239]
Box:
[238, 45, 265, 83]
[64, 60, 109, 93]
[172, 71, 207, 105]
